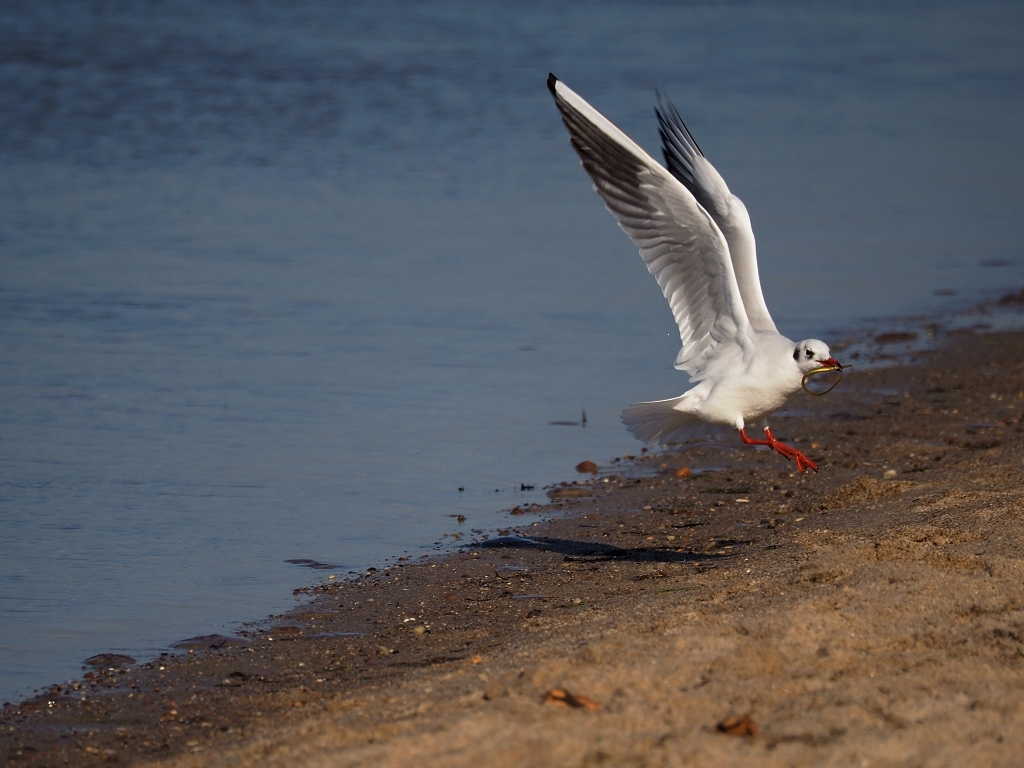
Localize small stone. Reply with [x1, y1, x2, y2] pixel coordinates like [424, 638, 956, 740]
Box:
[882, 469, 898, 479]
[377, 645, 392, 655]
[675, 467, 691, 478]
[575, 460, 599, 474]
[411, 625, 427, 635]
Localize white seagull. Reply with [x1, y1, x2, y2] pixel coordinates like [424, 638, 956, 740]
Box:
[548, 74, 843, 473]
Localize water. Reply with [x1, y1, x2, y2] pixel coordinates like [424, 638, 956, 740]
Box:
[1, 0, 1022, 703]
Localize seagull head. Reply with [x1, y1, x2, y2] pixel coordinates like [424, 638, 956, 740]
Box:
[793, 339, 842, 374]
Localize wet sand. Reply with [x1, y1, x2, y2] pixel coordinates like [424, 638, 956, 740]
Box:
[5, 328, 1024, 767]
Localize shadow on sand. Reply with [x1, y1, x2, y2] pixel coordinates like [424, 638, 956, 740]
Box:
[471, 535, 729, 565]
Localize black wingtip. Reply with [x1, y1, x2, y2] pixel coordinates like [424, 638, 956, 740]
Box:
[654, 91, 705, 158]
[547, 72, 558, 96]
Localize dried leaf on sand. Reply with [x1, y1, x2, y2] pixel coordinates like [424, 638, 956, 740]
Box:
[717, 714, 758, 737]
[543, 688, 600, 711]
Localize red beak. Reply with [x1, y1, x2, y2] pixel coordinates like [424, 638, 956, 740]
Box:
[818, 356, 843, 371]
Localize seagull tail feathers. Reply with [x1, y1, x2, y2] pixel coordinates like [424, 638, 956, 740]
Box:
[621, 396, 726, 445]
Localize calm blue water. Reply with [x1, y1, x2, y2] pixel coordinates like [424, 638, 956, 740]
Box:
[2, 0, 1022, 702]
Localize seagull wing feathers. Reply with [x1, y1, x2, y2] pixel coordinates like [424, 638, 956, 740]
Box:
[654, 95, 776, 333]
[548, 74, 756, 381]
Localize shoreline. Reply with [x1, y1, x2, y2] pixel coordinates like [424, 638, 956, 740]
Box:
[1, 291, 1016, 706]
[6, 322, 1024, 766]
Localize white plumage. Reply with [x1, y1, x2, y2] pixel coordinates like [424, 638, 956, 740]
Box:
[548, 74, 842, 473]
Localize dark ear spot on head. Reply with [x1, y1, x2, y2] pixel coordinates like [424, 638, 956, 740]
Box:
[793, 347, 800, 361]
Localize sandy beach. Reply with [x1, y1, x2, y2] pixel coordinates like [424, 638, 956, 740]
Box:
[5, 325, 1024, 767]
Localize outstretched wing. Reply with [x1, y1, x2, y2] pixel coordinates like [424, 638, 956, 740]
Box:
[655, 95, 776, 332]
[548, 74, 756, 381]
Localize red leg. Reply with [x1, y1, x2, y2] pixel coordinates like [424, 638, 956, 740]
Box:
[739, 427, 819, 473]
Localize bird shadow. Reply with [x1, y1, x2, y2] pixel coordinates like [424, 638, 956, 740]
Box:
[470, 535, 726, 565]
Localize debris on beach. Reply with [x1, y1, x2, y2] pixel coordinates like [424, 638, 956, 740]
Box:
[717, 714, 758, 736]
[575, 460, 599, 474]
[543, 688, 600, 711]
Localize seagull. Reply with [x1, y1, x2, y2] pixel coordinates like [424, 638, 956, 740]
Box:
[548, 74, 843, 473]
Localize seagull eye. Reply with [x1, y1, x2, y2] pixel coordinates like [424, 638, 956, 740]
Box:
[805, 349, 813, 358]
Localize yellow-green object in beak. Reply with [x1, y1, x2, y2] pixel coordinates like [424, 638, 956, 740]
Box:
[801, 362, 844, 396]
